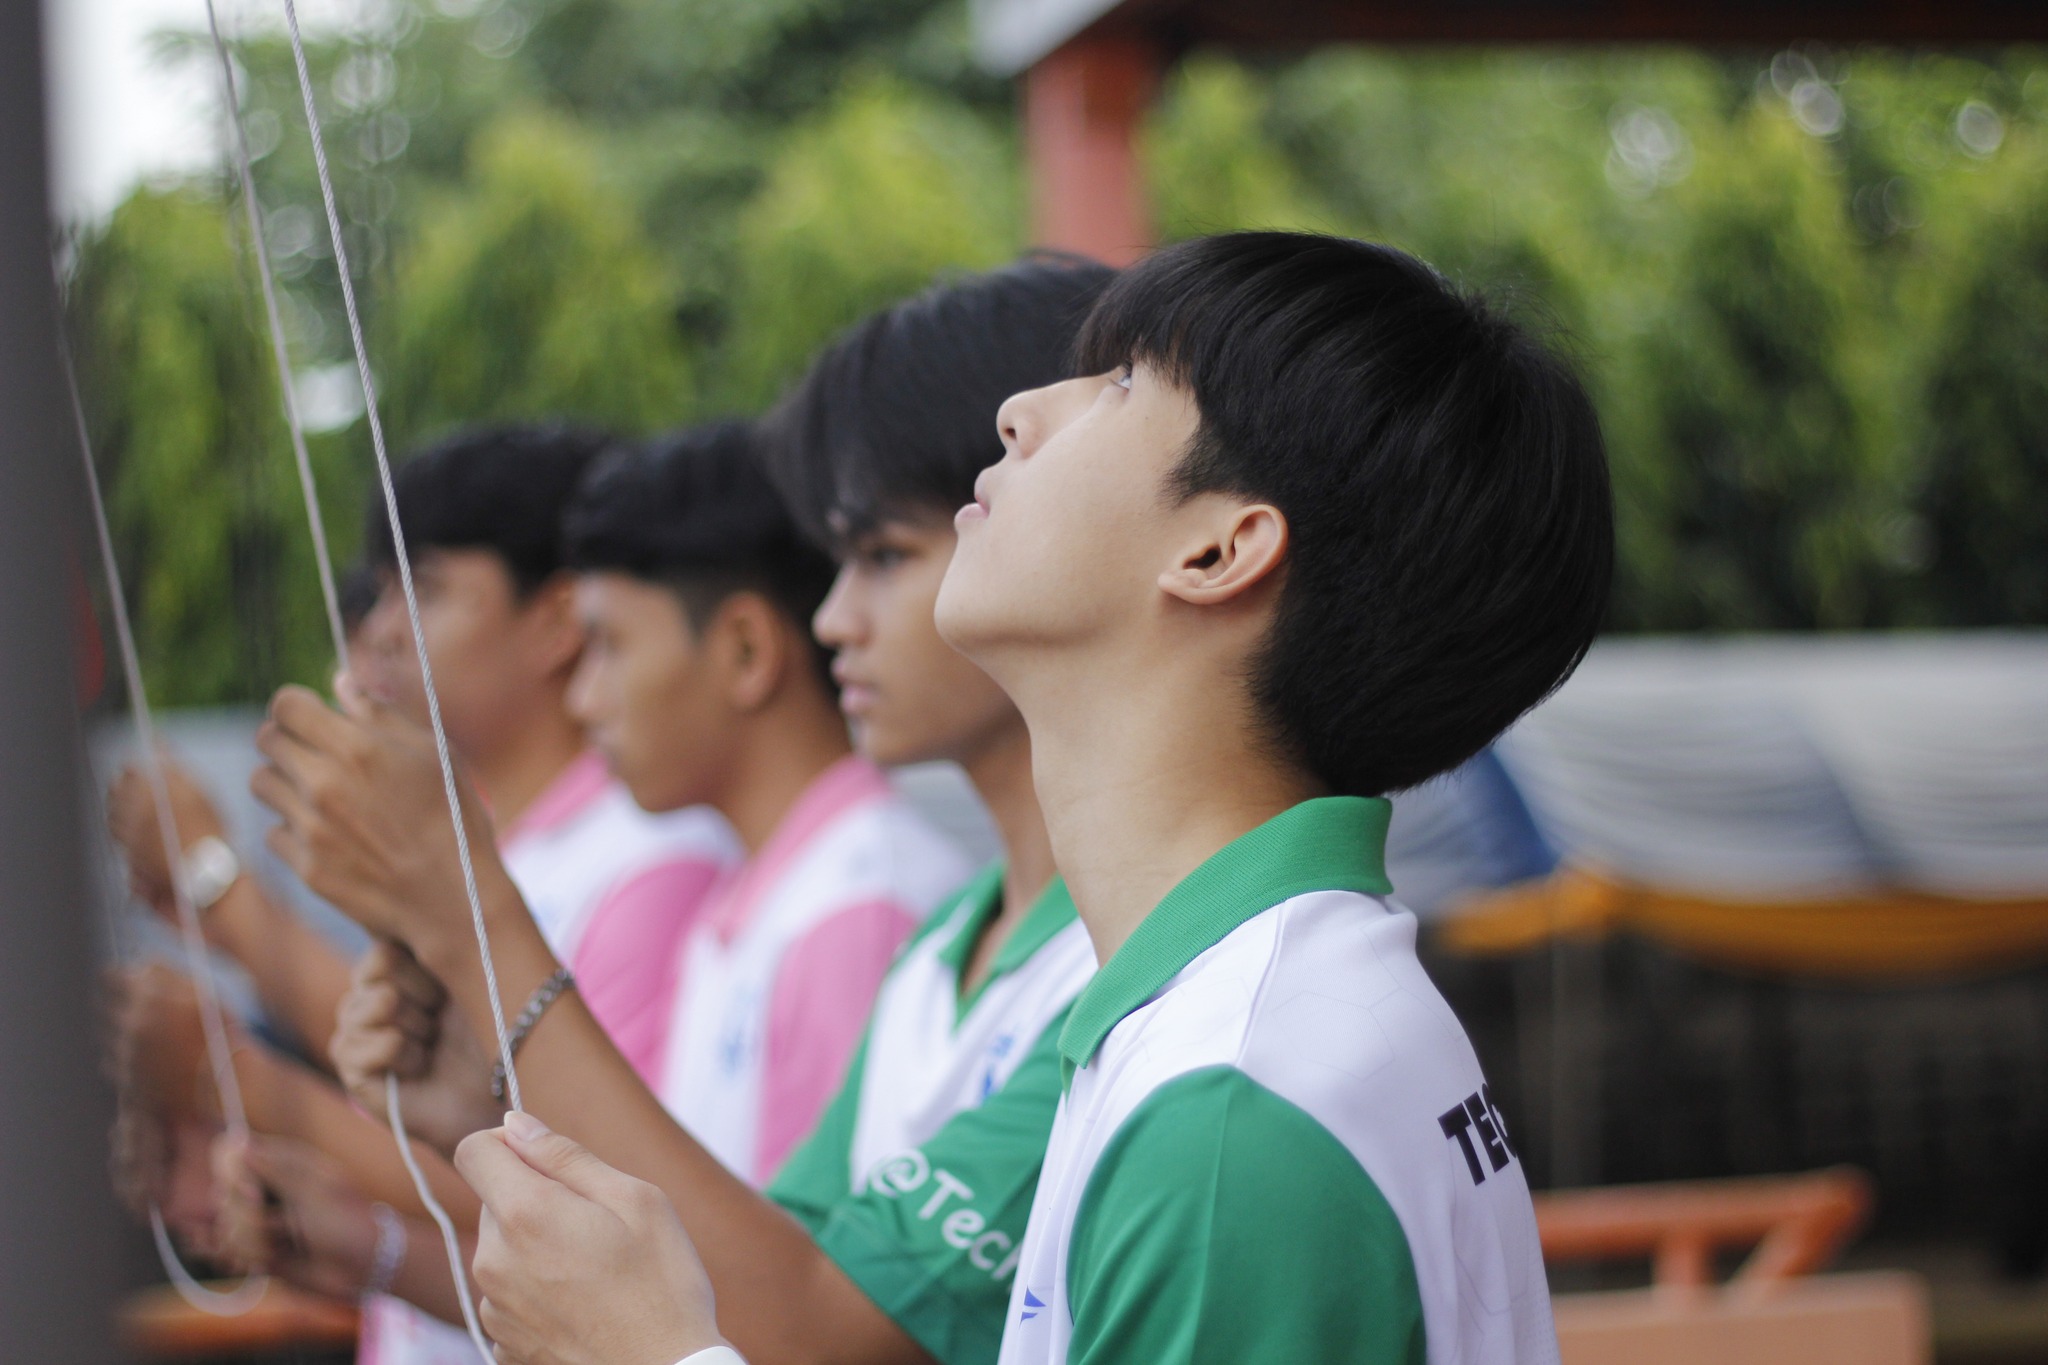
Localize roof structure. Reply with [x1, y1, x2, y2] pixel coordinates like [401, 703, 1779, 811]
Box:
[976, 0, 2048, 75]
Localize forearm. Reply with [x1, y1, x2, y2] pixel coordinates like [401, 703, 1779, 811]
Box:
[428, 884, 926, 1365]
[237, 1044, 481, 1225]
[389, 1216, 476, 1329]
[209, 879, 355, 1061]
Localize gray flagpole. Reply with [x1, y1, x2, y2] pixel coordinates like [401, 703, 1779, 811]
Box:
[0, 3, 120, 1356]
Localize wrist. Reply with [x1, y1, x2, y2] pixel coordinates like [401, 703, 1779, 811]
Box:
[179, 836, 244, 926]
[361, 1202, 407, 1298]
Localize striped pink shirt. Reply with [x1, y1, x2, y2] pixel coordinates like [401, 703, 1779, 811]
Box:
[657, 755, 973, 1186]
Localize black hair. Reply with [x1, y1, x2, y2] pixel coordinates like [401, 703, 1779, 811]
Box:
[563, 420, 839, 689]
[761, 252, 1116, 546]
[338, 561, 379, 636]
[1075, 231, 1614, 798]
[363, 423, 617, 596]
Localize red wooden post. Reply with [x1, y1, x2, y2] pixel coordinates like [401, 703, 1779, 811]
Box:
[1023, 29, 1160, 267]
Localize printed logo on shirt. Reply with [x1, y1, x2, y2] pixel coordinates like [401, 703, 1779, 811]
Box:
[1438, 1083, 1518, 1186]
[865, 1148, 1024, 1281]
[1019, 1288, 1046, 1323]
[718, 988, 765, 1077]
[976, 1032, 1017, 1103]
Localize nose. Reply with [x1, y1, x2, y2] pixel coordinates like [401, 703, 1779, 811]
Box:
[995, 382, 1055, 461]
[812, 564, 861, 650]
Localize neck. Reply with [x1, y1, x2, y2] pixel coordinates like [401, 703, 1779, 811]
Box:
[960, 721, 1054, 916]
[470, 692, 588, 830]
[1007, 649, 1319, 966]
[714, 686, 855, 854]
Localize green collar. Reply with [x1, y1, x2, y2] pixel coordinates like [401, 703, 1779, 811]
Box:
[935, 866, 1080, 1026]
[1056, 797, 1393, 1085]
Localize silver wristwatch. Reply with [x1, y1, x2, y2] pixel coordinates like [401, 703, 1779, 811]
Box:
[177, 835, 242, 914]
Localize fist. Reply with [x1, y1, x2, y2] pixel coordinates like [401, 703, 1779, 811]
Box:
[331, 940, 501, 1155]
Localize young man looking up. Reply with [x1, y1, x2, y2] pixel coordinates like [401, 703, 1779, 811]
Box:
[450, 231, 1612, 1365]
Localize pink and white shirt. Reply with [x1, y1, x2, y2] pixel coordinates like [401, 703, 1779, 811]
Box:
[361, 751, 739, 1365]
[658, 755, 972, 1187]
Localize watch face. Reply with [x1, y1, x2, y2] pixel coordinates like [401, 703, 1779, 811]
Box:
[180, 836, 240, 909]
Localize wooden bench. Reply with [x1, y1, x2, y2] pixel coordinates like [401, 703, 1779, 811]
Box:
[1536, 1167, 1931, 1365]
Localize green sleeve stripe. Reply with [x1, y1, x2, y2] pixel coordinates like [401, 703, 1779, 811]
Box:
[1067, 1066, 1425, 1365]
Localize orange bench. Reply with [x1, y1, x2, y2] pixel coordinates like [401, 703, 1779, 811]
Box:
[1536, 1167, 1930, 1365]
[122, 1280, 358, 1359]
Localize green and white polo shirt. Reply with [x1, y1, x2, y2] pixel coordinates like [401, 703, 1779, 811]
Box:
[771, 866, 1099, 1365]
[998, 799, 1557, 1365]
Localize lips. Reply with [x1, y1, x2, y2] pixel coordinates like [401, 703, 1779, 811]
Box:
[833, 665, 878, 716]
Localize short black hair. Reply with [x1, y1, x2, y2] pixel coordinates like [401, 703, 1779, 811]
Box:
[364, 423, 617, 595]
[338, 561, 379, 636]
[761, 253, 1115, 545]
[564, 420, 838, 687]
[1076, 231, 1613, 797]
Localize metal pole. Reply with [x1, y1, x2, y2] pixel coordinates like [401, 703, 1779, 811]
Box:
[0, 4, 119, 1357]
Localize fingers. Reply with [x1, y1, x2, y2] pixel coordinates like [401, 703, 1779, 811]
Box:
[499, 1111, 650, 1210]
[265, 684, 357, 752]
[357, 939, 448, 1013]
[331, 993, 433, 1094]
[454, 1126, 549, 1208]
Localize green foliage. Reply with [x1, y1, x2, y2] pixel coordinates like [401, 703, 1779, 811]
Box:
[66, 189, 348, 704]
[718, 75, 1018, 409]
[65, 10, 2048, 703]
[1153, 48, 2048, 631]
[375, 111, 694, 443]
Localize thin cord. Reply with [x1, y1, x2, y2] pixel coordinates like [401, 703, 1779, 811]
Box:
[278, 0, 522, 1116]
[57, 316, 271, 1318]
[268, 7, 508, 1358]
[203, 0, 348, 665]
[389, 1074, 492, 1348]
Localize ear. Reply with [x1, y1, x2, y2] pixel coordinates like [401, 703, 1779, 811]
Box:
[708, 592, 791, 714]
[1158, 499, 1289, 607]
[520, 575, 586, 680]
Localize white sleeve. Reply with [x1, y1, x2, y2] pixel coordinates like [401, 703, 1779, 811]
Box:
[674, 1349, 747, 1365]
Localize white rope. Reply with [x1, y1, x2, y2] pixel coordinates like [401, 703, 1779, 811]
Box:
[277, 0, 522, 1117]
[203, 0, 348, 666]
[389, 1074, 493, 1348]
[269, 6, 514, 1358]
[57, 324, 272, 1318]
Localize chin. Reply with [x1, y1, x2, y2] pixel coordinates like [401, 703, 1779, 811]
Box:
[932, 573, 991, 657]
[622, 773, 683, 814]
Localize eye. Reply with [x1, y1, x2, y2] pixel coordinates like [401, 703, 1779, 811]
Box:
[854, 542, 908, 572]
[1112, 366, 1134, 391]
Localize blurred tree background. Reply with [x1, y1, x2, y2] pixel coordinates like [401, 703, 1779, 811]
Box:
[61, 0, 2048, 704]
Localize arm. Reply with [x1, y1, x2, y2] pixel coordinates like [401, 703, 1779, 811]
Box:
[109, 761, 355, 1061]
[255, 684, 928, 1365]
[213, 1132, 474, 1326]
[236, 1041, 481, 1224]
